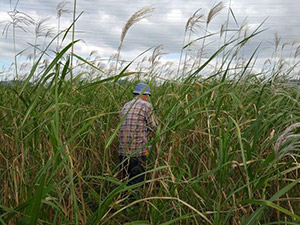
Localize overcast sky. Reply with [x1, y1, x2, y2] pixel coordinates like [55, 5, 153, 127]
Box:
[0, 0, 299, 74]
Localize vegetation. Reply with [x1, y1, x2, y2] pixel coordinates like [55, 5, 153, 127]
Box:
[1, 1, 300, 224]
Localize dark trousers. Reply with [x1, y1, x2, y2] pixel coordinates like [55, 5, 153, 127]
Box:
[119, 155, 146, 185]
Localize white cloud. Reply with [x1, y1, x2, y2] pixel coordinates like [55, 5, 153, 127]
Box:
[0, 11, 10, 21]
[97, 11, 113, 23]
[0, 0, 300, 74]
[139, 18, 153, 25]
[76, 42, 115, 57]
[166, 9, 183, 22]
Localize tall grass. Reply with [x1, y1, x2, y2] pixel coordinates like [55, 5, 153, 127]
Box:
[1, 2, 300, 225]
[2, 6, 34, 79]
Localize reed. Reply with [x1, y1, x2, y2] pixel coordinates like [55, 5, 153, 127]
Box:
[1, 2, 300, 225]
[115, 6, 154, 74]
[2, 5, 34, 80]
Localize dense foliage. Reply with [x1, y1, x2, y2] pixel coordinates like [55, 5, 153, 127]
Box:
[1, 2, 300, 224]
[1, 69, 300, 224]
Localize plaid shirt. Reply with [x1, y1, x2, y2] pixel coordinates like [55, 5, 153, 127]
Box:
[119, 97, 157, 156]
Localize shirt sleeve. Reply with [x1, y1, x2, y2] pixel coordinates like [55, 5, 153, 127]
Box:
[145, 104, 158, 132]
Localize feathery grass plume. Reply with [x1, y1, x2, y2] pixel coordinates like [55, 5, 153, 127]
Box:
[45, 27, 55, 38]
[3, 10, 34, 35]
[149, 44, 166, 69]
[286, 40, 300, 66]
[275, 122, 300, 155]
[290, 44, 300, 76]
[197, 2, 225, 68]
[57, 0, 71, 18]
[120, 6, 154, 49]
[32, 16, 53, 75]
[273, 32, 281, 60]
[177, 9, 205, 76]
[185, 9, 206, 33]
[269, 32, 282, 77]
[261, 58, 272, 74]
[89, 50, 99, 58]
[281, 41, 290, 51]
[292, 40, 300, 46]
[278, 41, 290, 63]
[220, 0, 234, 65]
[41, 27, 55, 50]
[207, 2, 225, 25]
[274, 32, 281, 51]
[148, 45, 168, 78]
[2, 9, 34, 80]
[34, 16, 52, 39]
[294, 45, 300, 58]
[56, 0, 71, 52]
[115, 6, 154, 73]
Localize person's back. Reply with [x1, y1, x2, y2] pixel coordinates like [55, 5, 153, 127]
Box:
[118, 83, 157, 185]
[119, 97, 155, 157]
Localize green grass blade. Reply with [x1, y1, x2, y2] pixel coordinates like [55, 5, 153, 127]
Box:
[243, 200, 300, 221]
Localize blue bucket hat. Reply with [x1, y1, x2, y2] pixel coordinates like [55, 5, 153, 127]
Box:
[133, 82, 151, 96]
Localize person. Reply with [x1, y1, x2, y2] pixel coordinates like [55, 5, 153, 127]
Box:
[119, 82, 157, 185]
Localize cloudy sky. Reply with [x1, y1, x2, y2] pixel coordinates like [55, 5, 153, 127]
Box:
[0, 0, 299, 74]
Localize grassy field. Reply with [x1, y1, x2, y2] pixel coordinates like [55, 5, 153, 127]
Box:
[1, 2, 300, 225]
[1, 63, 300, 224]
